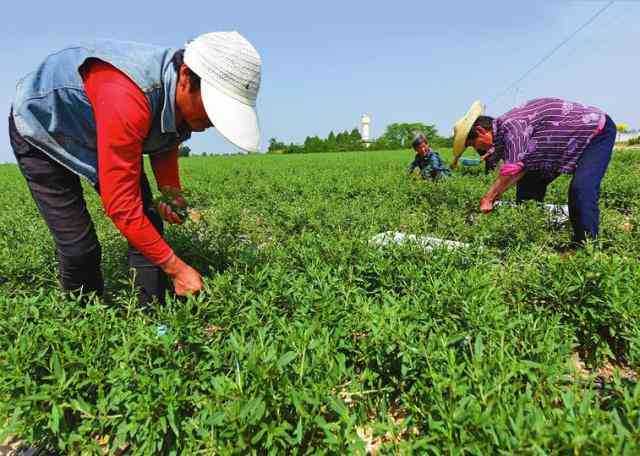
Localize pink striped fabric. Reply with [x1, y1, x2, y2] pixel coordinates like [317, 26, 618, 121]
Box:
[489, 98, 606, 176]
[499, 162, 524, 176]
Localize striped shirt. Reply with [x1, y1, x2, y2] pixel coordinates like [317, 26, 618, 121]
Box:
[490, 98, 607, 176]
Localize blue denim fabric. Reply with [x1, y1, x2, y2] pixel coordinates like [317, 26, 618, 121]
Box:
[11, 40, 191, 185]
[568, 115, 616, 243]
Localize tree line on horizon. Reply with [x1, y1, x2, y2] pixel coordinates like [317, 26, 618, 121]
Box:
[267, 122, 454, 154]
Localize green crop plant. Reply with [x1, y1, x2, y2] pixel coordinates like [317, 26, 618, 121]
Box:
[1, 148, 640, 454]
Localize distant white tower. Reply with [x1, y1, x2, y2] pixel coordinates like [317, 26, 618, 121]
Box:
[361, 114, 371, 146]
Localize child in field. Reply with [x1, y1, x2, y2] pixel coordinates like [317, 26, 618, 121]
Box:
[407, 133, 451, 180]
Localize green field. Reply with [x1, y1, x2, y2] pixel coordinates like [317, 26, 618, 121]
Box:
[1, 148, 640, 454]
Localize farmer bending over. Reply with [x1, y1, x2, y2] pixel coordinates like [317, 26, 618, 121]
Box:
[451, 98, 616, 245]
[407, 133, 451, 180]
[9, 32, 262, 303]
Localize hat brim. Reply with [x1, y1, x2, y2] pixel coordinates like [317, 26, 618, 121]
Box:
[451, 100, 483, 168]
[201, 80, 260, 153]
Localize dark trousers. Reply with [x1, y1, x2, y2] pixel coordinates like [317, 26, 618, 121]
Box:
[516, 115, 617, 243]
[9, 113, 168, 304]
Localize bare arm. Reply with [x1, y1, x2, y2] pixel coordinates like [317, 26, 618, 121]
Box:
[480, 171, 526, 213]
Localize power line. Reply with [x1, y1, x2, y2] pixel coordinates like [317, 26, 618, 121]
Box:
[488, 1, 616, 105]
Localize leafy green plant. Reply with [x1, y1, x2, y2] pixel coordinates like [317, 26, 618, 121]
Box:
[1, 149, 640, 454]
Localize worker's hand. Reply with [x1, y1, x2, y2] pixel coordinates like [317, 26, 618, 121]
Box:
[157, 199, 186, 224]
[157, 186, 188, 225]
[479, 149, 495, 162]
[161, 254, 203, 296]
[480, 196, 494, 214]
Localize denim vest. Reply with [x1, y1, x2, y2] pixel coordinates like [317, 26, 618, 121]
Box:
[11, 40, 191, 185]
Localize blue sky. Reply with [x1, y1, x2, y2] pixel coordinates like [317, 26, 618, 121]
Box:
[1, 1, 638, 162]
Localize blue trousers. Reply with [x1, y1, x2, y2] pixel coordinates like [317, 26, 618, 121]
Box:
[516, 115, 616, 243]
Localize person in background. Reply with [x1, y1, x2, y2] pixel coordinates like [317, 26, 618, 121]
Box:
[9, 32, 263, 303]
[451, 98, 616, 245]
[407, 133, 451, 180]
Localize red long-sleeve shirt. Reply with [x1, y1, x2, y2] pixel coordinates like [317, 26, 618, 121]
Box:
[82, 59, 181, 265]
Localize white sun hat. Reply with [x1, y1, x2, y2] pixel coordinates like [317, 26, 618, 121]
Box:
[451, 100, 484, 169]
[184, 32, 262, 152]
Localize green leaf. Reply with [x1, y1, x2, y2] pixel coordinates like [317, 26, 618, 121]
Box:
[70, 398, 95, 418]
[251, 428, 267, 445]
[446, 334, 466, 347]
[50, 404, 61, 433]
[294, 418, 304, 445]
[252, 398, 266, 422]
[240, 397, 263, 422]
[50, 352, 65, 384]
[277, 351, 297, 369]
[474, 335, 484, 361]
[168, 405, 180, 437]
[520, 360, 543, 370]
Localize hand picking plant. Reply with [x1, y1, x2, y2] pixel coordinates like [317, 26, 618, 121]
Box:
[153, 187, 202, 223]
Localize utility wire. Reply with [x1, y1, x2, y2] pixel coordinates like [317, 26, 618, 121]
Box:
[488, 1, 615, 106]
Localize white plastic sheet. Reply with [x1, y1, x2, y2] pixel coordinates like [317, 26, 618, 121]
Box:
[369, 231, 471, 252]
[493, 201, 570, 225]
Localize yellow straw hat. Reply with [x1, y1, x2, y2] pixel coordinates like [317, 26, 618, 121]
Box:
[451, 100, 484, 169]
